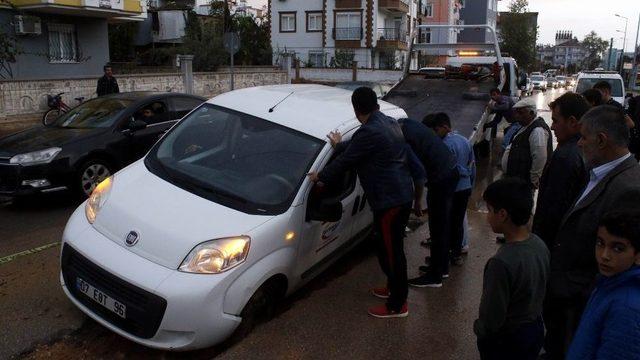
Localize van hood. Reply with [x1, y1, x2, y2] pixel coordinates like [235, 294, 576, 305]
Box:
[92, 160, 274, 269]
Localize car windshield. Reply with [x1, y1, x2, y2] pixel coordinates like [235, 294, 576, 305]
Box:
[557, 76, 566, 80]
[145, 104, 324, 215]
[532, 76, 544, 81]
[52, 98, 132, 129]
[576, 78, 624, 97]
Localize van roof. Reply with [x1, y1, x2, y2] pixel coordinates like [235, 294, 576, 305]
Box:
[446, 56, 517, 67]
[207, 84, 401, 140]
[577, 72, 623, 80]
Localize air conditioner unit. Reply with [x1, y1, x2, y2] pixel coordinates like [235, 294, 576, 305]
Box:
[14, 15, 42, 35]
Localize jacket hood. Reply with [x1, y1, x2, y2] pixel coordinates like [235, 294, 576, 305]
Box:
[0, 126, 103, 157]
[597, 265, 640, 290]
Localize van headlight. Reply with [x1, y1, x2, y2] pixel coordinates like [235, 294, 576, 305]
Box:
[85, 177, 113, 224]
[179, 236, 251, 274]
[10, 147, 61, 166]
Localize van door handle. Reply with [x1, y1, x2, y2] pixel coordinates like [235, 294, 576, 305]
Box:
[352, 196, 360, 216]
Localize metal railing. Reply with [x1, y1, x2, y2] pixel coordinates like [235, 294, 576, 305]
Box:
[378, 28, 408, 42]
[333, 27, 363, 41]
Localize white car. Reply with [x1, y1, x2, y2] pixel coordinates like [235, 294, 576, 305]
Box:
[530, 75, 547, 91]
[555, 76, 567, 88]
[576, 71, 625, 105]
[59, 85, 408, 350]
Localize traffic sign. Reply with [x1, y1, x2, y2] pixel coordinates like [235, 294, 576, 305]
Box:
[223, 32, 240, 55]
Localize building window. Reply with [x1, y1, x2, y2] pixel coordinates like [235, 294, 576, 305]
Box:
[279, 12, 296, 33]
[306, 11, 323, 32]
[419, 30, 432, 43]
[425, 3, 433, 17]
[48, 24, 78, 63]
[308, 51, 325, 67]
[335, 12, 362, 40]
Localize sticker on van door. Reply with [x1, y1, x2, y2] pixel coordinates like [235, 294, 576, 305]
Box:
[316, 221, 341, 253]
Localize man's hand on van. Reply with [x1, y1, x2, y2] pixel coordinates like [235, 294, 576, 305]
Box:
[307, 172, 325, 187]
[327, 131, 342, 148]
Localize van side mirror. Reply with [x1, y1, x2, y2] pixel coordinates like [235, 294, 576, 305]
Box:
[307, 198, 343, 222]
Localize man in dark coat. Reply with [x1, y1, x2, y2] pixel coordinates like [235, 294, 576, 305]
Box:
[543, 105, 640, 360]
[532, 93, 590, 249]
[96, 65, 120, 97]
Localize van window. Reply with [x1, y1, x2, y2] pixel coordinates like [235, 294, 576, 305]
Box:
[145, 104, 324, 215]
[576, 78, 624, 97]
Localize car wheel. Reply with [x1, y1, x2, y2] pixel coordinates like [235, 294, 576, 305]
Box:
[77, 159, 112, 197]
[227, 281, 281, 344]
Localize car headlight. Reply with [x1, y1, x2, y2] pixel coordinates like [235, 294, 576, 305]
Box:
[179, 236, 251, 274]
[85, 176, 113, 224]
[10, 147, 61, 166]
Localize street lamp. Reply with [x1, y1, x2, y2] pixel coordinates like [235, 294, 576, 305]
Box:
[632, 13, 640, 90]
[615, 14, 628, 77]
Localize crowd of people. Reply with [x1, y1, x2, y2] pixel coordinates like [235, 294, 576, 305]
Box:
[309, 83, 640, 359]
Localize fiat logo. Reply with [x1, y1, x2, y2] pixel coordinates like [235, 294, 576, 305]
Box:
[125, 231, 139, 247]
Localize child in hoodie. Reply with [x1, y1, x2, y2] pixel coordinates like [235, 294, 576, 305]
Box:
[567, 210, 640, 360]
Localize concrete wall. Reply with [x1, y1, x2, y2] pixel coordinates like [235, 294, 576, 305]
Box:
[296, 67, 402, 84]
[0, 67, 288, 117]
[0, 10, 110, 80]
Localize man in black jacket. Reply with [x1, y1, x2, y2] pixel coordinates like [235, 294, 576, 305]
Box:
[308, 87, 425, 318]
[543, 105, 640, 359]
[96, 65, 120, 97]
[399, 117, 459, 288]
[532, 93, 590, 249]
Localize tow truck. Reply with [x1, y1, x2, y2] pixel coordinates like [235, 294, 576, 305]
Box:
[383, 24, 527, 149]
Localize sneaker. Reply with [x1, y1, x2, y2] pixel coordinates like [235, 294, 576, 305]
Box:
[371, 287, 390, 299]
[408, 274, 443, 288]
[367, 303, 408, 318]
[418, 265, 449, 278]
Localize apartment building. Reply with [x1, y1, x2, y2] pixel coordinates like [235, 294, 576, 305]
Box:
[536, 31, 587, 70]
[417, 0, 463, 64]
[269, 0, 420, 70]
[458, 0, 498, 43]
[0, 0, 146, 79]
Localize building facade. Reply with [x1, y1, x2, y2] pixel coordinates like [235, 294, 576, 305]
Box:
[269, 0, 420, 70]
[417, 0, 463, 64]
[536, 31, 587, 70]
[0, 0, 145, 80]
[458, 0, 498, 43]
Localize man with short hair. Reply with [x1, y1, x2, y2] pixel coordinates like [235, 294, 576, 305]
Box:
[424, 112, 475, 266]
[308, 87, 425, 318]
[399, 116, 458, 288]
[593, 81, 636, 129]
[501, 97, 553, 189]
[533, 93, 590, 249]
[543, 105, 640, 359]
[484, 88, 515, 138]
[97, 65, 120, 97]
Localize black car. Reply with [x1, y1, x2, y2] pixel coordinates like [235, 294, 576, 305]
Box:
[0, 92, 205, 197]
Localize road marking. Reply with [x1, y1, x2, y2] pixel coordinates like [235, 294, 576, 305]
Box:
[0, 242, 60, 265]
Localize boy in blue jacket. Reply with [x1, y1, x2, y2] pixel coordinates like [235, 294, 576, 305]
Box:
[567, 210, 640, 359]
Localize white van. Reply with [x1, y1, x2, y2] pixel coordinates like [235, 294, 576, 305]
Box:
[59, 85, 407, 350]
[576, 71, 625, 105]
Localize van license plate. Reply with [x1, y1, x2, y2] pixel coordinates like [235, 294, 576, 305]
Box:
[76, 277, 126, 319]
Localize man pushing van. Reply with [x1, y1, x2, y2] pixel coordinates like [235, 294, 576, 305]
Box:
[308, 87, 425, 318]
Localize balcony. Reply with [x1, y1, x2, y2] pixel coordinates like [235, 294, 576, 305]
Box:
[379, 0, 409, 13]
[333, 27, 363, 47]
[335, 0, 361, 8]
[8, 0, 144, 18]
[376, 28, 408, 50]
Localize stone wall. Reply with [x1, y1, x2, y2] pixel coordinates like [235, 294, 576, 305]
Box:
[0, 67, 289, 119]
[295, 68, 403, 84]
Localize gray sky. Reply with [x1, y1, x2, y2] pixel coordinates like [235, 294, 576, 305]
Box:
[498, 0, 640, 51]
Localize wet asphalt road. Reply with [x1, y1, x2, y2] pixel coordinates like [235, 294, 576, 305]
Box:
[0, 88, 566, 359]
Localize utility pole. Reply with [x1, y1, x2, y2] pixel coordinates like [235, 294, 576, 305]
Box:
[616, 14, 629, 77]
[632, 13, 640, 90]
[608, 38, 614, 70]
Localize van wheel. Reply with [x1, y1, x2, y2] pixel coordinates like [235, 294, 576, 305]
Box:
[76, 159, 112, 198]
[228, 284, 279, 344]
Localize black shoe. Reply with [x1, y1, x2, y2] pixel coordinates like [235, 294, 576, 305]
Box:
[408, 273, 443, 288]
[419, 265, 449, 278]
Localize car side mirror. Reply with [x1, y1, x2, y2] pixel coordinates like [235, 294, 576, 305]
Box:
[307, 197, 343, 222]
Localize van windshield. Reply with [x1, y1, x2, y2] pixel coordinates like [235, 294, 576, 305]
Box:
[576, 78, 624, 97]
[145, 104, 324, 215]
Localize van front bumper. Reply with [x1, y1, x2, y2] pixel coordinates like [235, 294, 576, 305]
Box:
[60, 216, 242, 350]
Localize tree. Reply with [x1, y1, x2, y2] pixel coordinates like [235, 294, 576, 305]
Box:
[108, 23, 137, 62]
[498, 0, 538, 70]
[0, 0, 20, 78]
[582, 31, 609, 70]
